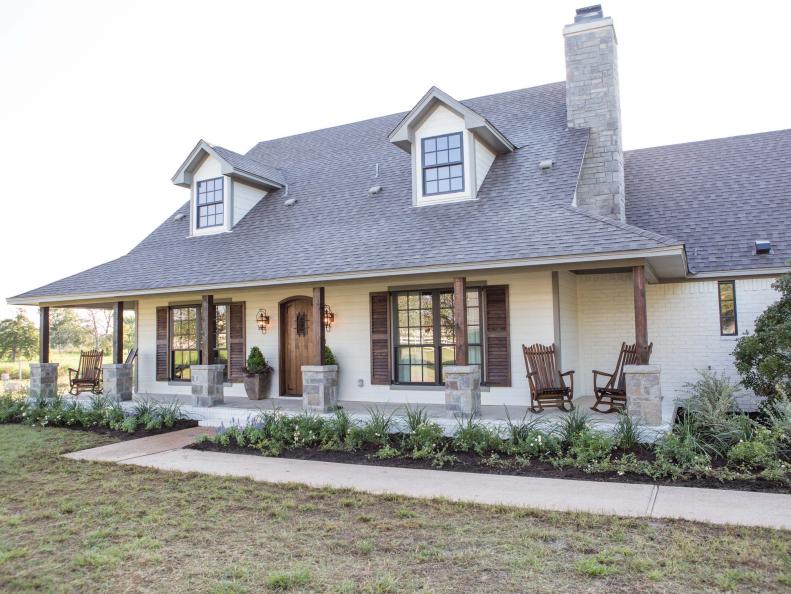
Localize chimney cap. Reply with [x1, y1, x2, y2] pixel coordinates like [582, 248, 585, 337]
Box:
[574, 4, 604, 23]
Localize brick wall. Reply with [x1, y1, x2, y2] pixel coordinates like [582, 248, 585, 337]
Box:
[574, 274, 780, 417]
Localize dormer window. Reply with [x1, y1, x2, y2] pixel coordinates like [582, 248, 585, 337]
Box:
[197, 177, 224, 228]
[422, 133, 464, 196]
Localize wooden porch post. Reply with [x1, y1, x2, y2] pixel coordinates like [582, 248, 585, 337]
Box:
[453, 277, 468, 366]
[112, 301, 124, 364]
[201, 294, 216, 365]
[312, 286, 326, 365]
[632, 265, 649, 364]
[39, 306, 50, 364]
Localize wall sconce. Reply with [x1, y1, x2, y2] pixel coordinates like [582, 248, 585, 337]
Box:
[323, 304, 335, 331]
[256, 308, 270, 334]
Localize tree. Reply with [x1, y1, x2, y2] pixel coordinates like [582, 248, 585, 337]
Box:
[50, 309, 90, 351]
[733, 270, 791, 400]
[0, 310, 39, 361]
[84, 309, 113, 352]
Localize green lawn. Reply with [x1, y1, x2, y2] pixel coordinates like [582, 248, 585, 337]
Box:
[0, 425, 789, 593]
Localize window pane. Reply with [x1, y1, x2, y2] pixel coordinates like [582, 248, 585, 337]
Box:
[450, 178, 463, 191]
[397, 295, 408, 310]
[426, 181, 437, 194]
[424, 152, 436, 166]
[423, 347, 435, 365]
[468, 325, 480, 344]
[438, 179, 450, 193]
[398, 347, 410, 364]
[449, 148, 461, 162]
[423, 365, 435, 383]
[410, 366, 423, 383]
[399, 365, 411, 382]
[436, 136, 448, 150]
[441, 346, 455, 364]
[424, 138, 436, 152]
[719, 281, 737, 335]
[466, 289, 479, 306]
[425, 167, 437, 181]
[450, 164, 463, 177]
[408, 293, 419, 309]
[468, 346, 481, 365]
[436, 150, 448, 165]
[449, 134, 460, 148]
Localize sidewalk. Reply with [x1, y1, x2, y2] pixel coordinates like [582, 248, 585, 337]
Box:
[66, 428, 791, 530]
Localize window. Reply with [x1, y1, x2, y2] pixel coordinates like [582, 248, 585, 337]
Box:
[171, 306, 200, 381]
[422, 133, 464, 196]
[393, 287, 482, 385]
[196, 177, 224, 228]
[718, 281, 737, 336]
[169, 304, 229, 381]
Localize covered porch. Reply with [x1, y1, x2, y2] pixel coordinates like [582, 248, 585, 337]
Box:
[28, 259, 673, 430]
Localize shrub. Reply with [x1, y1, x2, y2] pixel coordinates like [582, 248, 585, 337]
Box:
[323, 345, 337, 366]
[727, 428, 778, 471]
[613, 413, 644, 451]
[556, 408, 594, 446]
[568, 430, 614, 466]
[352, 407, 396, 447]
[764, 398, 791, 443]
[320, 408, 354, 450]
[452, 416, 503, 455]
[0, 394, 26, 423]
[733, 271, 791, 400]
[680, 370, 754, 457]
[244, 347, 271, 374]
[503, 408, 559, 458]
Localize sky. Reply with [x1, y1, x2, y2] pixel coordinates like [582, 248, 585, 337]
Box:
[1, 0, 789, 320]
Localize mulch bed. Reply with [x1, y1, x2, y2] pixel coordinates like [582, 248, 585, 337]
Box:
[59, 419, 199, 441]
[189, 440, 791, 494]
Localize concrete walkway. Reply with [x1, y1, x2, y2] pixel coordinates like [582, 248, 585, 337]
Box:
[65, 429, 791, 531]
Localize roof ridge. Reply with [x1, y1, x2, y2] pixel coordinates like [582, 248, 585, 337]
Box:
[625, 127, 791, 155]
[246, 81, 566, 154]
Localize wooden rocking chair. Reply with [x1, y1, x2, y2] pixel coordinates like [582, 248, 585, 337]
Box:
[523, 343, 574, 413]
[68, 349, 104, 395]
[591, 342, 653, 413]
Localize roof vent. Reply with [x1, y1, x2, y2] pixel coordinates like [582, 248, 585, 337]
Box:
[284, 198, 297, 207]
[173, 213, 186, 221]
[368, 185, 383, 196]
[755, 239, 772, 254]
[539, 159, 554, 170]
[574, 5, 603, 23]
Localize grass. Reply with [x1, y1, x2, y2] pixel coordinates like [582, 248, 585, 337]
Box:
[0, 425, 790, 593]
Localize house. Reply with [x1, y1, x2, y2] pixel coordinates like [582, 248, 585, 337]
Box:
[10, 6, 789, 424]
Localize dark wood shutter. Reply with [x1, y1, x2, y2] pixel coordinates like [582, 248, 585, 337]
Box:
[228, 301, 246, 382]
[483, 285, 510, 387]
[155, 306, 169, 381]
[370, 292, 391, 385]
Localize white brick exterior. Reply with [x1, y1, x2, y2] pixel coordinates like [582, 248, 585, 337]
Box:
[573, 274, 780, 417]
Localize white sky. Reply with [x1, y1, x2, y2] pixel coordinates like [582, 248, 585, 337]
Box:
[1, 0, 789, 319]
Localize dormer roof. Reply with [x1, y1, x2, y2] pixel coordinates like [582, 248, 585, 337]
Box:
[388, 86, 516, 154]
[171, 139, 285, 190]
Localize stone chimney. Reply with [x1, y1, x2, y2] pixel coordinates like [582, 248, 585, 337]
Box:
[564, 5, 625, 222]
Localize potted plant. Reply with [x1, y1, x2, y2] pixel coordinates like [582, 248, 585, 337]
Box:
[323, 345, 337, 366]
[243, 347, 273, 400]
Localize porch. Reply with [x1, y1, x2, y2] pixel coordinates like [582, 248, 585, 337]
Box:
[66, 391, 669, 439]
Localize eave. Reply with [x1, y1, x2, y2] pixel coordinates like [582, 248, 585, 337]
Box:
[388, 86, 516, 155]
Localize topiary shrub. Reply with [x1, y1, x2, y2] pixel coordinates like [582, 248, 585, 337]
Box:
[323, 345, 337, 366]
[244, 347, 272, 375]
[733, 270, 791, 401]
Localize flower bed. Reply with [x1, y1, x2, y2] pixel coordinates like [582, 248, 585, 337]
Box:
[0, 393, 197, 440]
[191, 373, 791, 493]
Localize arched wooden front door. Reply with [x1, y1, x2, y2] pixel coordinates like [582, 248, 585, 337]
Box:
[279, 296, 314, 395]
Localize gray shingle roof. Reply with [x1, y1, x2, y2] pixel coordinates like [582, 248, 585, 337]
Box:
[210, 144, 286, 187]
[625, 129, 791, 273]
[13, 82, 682, 301]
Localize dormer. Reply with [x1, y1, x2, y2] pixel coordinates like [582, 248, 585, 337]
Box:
[389, 87, 515, 206]
[171, 140, 285, 236]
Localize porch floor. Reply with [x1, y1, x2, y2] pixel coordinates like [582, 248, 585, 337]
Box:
[69, 392, 671, 439]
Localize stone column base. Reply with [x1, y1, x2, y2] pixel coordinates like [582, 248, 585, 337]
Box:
[190, 364, 226, 407]
[444, 365, 481, 417]
[102, 363, 133, 402]
[29, 363, 59, 399]
[625, 364, 663, 426]
[301, 365, 339, 413]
